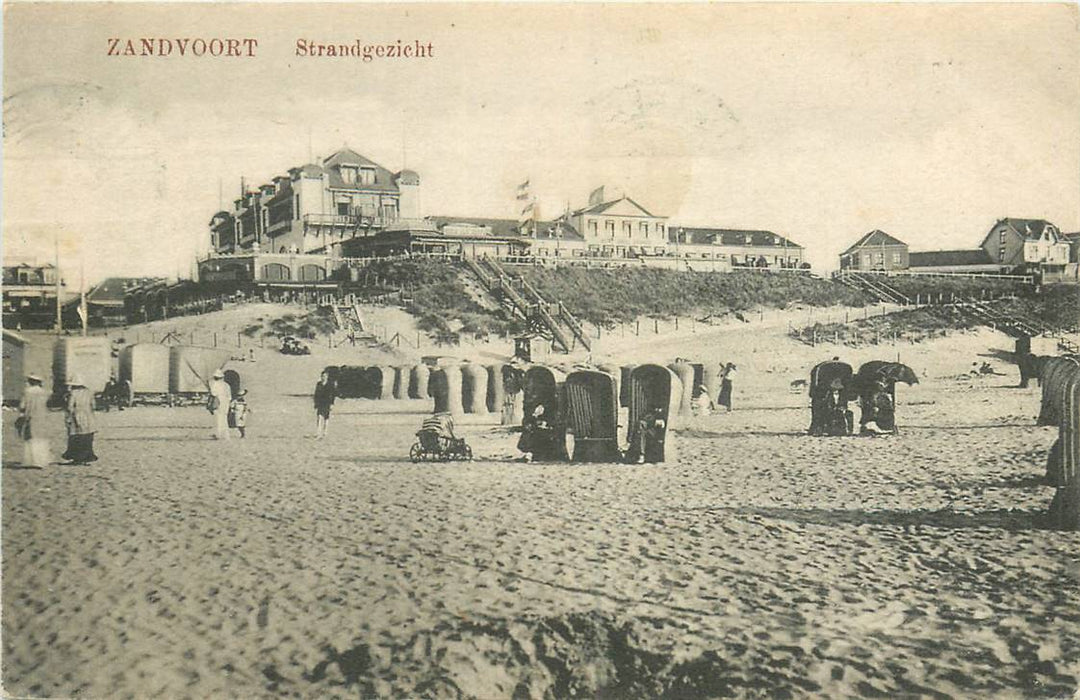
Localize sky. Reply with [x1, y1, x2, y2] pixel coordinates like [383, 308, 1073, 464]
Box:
[3, 2, 1079, 284]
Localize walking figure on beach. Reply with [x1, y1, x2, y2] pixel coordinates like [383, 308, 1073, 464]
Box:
[718, 363, 736, 412]
[17, 373, 50, 467]
[207, 369, 232, 440]
[313, 370, 336, 439]
[62, 375, 98, 465]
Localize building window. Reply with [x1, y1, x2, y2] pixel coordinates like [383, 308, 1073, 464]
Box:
[623, 222, 632, 237]
[341, 166, 357, 184]
[588, 220, 598, 236]
[1000, 230, 1007, 244]
[657, 224, 665, 238]
[875, 253, 884, 264]
[999, 246, 1006, 261]
[361, 168, 376, 186]
[337, 203, 350, 216]
[745, 234, 753, 245]
[606, 221, 615, 237]
[891, 252, 902, 265]
[640, 222, 648, 237]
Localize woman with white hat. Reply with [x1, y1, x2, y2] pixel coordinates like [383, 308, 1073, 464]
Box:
[16, 373, 50, 467]
[62, 375, 98, 465]
[207, 368, 233, 440]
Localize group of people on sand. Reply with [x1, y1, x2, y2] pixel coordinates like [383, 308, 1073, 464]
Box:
[206, 370, 250, 440]
[692, 362, 737, 416]
[16, 373, 99, 467]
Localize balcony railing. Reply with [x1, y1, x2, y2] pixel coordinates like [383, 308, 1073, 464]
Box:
[303, 213, 395, 229]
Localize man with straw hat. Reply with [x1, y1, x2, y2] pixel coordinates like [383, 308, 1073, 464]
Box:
[16, 373, 50, 467]
[62, 375, 97, 465]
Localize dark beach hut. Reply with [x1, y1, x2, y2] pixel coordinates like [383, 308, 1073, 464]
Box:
[223, 369, 242, 399]
[375, 365, 394, 400]
[409, 364, 430, 400]
[523, 365, 565, 423]
[564, 369, 622, 462]
[521, 365, 569, 461]
[627, 364, 682, 463]
[461, 363, 489, 415]
[808, 360, 854, 436]
[1039, 356, 1080, 426]
[429, 364, 464, 417]
[331, 366, 380, 399]
[487, 364, 506, 414]
[1047, 364, 1080, 530]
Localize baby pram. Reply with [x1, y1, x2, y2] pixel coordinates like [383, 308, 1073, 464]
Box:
[410, 413, 473, 462]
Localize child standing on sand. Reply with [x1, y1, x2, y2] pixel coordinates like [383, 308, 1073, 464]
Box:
[228, 390, 250, 438]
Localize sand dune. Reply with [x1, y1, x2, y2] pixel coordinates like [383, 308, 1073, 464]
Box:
[3, 326, 1079, 698]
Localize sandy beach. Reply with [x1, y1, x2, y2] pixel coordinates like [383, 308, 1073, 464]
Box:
[3, 320, 1080, 699]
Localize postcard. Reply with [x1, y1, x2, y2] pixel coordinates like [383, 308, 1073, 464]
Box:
[3, 3, 1079, 698]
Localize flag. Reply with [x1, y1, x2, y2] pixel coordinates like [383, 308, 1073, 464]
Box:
[519, 200, 537, 236]
[588, 186, 605, 207]
[516, 179, 531, 201]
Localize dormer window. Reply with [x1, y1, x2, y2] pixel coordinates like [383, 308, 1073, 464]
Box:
[745, 233, 753, 245]
[340, 165, 358, 184]
[360, 167, 376, 186]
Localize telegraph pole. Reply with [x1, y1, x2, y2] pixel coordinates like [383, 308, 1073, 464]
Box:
[54, 233, 63, 334]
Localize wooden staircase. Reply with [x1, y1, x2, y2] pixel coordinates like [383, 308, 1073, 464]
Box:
[832, 271, 1078, 351]
[462, 257, 591, 353]
[834, 271, 911, 305]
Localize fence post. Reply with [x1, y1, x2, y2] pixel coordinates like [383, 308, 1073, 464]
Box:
[675, 317, 679, 331]
[237, 333, 241, 347]
[213, 332, 218, 347]
[812, 328, 817, 346]
[654, 318, 659, 334]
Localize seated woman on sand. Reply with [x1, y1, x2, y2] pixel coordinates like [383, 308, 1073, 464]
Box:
[517, 405, 560, 462]
[860, 379, 895, 435]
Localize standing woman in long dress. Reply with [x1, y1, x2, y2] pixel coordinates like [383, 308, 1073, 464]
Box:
[62, 375, 98, 465]
[18, 373, 50, 467]
[313, 370, 336, 439]
[718, 363, 736, 413]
